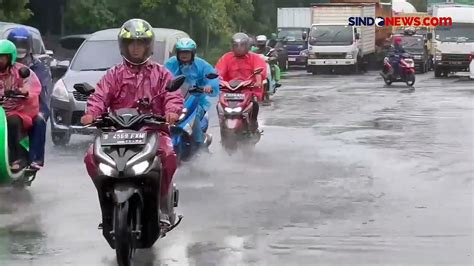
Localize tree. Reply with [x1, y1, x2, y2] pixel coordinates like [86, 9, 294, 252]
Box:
[0, 0, 32, 23]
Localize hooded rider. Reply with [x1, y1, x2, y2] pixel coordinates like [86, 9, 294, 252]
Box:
[7, 27, 53, 170]
[81, 19, 184, 226]
[165, 37, 219, 146]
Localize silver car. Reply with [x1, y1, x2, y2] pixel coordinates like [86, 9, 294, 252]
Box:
[50, 28, 189, 145]
[0, 21, 54, 65]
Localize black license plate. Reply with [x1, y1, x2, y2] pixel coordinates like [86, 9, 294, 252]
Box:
[101, 131, 147, 146]
[224, 93, 245, 100]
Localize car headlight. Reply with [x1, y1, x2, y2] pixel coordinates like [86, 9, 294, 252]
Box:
[52, 79, 69, 102]
[131, 160, 150, 175]
[224, 107, 242, 113]
[414, 55, 422, 59]
[435, 50, 442, 61]
[308, 53, 317, 59]
[300, 50, 309, 57]
[345, 53, 353, 59]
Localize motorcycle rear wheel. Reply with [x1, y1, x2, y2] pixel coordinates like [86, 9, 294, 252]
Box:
[114, 201, 135, 266]
[406, 73, 415, 87]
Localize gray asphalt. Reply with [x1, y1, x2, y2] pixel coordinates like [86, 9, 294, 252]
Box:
[1, 70, 473, 266]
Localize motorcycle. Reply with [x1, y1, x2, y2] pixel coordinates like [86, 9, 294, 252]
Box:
[217, 68, 264, 153]
[0, 67, 38, 187]
[258, 48, 280, 105]
[380, 53, 416, 87]
[171, 73, 219, 162]
[75, 75, 185, 266]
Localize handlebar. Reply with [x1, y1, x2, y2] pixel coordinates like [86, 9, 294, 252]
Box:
[84, 113, 167, 129]
[0, 90, 28, 103]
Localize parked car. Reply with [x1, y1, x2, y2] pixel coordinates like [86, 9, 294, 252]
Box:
[50, 28, 189, 146]
[0, 21, 54, 66]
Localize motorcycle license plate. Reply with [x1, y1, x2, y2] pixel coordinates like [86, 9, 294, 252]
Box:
[224, 93, 245, 100]
[101, 131, 147, 146]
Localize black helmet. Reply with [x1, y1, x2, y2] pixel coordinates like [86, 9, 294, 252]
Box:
[232, 32, 250, 56]
[118, 18, 154, 65]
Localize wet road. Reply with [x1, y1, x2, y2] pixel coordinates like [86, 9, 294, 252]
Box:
[1, 71, 473, 265]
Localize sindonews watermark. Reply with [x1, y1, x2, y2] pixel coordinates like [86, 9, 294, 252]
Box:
[348, 16, 453, 27]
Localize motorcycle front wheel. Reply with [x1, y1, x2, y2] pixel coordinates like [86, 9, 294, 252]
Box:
[384, 77, 392, 86]
[406, 72, 415, 87]
[114, 201, 134, 266]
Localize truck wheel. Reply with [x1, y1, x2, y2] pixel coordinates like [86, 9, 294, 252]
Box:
[443, 69, 449, 77]
[434, 67, 442, 78]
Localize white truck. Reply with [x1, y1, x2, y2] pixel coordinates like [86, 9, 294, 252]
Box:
[432, 4, 474, 78]
[307, 3, 376, 74]
[277, 8, 312, 68]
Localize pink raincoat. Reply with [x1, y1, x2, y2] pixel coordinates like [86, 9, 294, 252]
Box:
[0, 62, 41, 131]
[84, 61, 184, 197]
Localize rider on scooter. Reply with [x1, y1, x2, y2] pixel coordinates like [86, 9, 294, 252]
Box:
[0, 40, 41, 171]
[81, 19, 184, 226]
[164, 37, 219, 146]
[8, 27, 53, 170]
[389, 36, 406, 77]
[253, 35, 281, 88]
[215, 32, 267, 133]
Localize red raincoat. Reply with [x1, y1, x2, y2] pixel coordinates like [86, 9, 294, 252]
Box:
[84, 61, 184, 197]
[215, 52, 268, 101]
[0, 62, 41, 131]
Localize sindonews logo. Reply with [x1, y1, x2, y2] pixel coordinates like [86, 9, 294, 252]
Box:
[348, 16, 453, 27]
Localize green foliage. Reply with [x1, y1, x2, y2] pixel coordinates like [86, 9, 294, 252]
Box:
[63, 0, 320, 60]
[0, 0, 32, 23]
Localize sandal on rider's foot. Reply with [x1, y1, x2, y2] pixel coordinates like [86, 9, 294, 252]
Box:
[10, 160, 24, 172]
[29, 161, 43, 170]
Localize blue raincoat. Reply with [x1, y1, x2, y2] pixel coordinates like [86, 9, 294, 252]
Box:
[165, 56, 219, 143]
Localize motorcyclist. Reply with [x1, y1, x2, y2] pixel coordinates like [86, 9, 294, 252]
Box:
[164, 37, 219, 146]
[253, 35, 281, 88]
[0, 40, 41, 171]
[215, 32, 267, 133]
[388, 36, 406, 77]
[80, 19, 184, 226]
[7, 27, 53, 170]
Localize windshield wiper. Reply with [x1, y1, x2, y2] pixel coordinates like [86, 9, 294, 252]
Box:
[80, 67, 109, 71]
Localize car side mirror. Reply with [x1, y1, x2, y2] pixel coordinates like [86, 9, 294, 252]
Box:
[302, 32, 308, 41]
[19, 67, 30, 79]
[74, 83, 95, 96]
[206, 73, 219, 80]
[427, 32, 432, 40]
[167, 75, 186, 92]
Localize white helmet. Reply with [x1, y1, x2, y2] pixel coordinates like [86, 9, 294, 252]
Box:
[256, 35, 267, 43]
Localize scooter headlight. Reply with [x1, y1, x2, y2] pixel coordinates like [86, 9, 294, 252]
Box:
[224, 107, 242, 114]
[99, 163, 117, 176]
[131, 160, 150, 175]
[178, 108, 188, 121]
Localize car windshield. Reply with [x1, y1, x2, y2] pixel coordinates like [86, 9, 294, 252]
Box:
[435, 23, 474, 42]
[400, 36, 424, 50]
[278, 28, 306, 44]
[70, 40, 166, 71]
[309, 25, 353, 46]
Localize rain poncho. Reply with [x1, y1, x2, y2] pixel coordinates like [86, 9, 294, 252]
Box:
[0, 62, 41, 131]
[164, 56, 219, 111]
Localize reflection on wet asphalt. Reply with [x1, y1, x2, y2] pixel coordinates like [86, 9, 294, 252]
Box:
[0, 71, 472, 265]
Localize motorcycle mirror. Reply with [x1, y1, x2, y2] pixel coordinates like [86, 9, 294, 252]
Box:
[73, 82, 95, 96]
[19, 67, 30, 79]
[166, 75, 186, 92]
[253, 68, 264, 75]
[206, 73, 219, 80]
